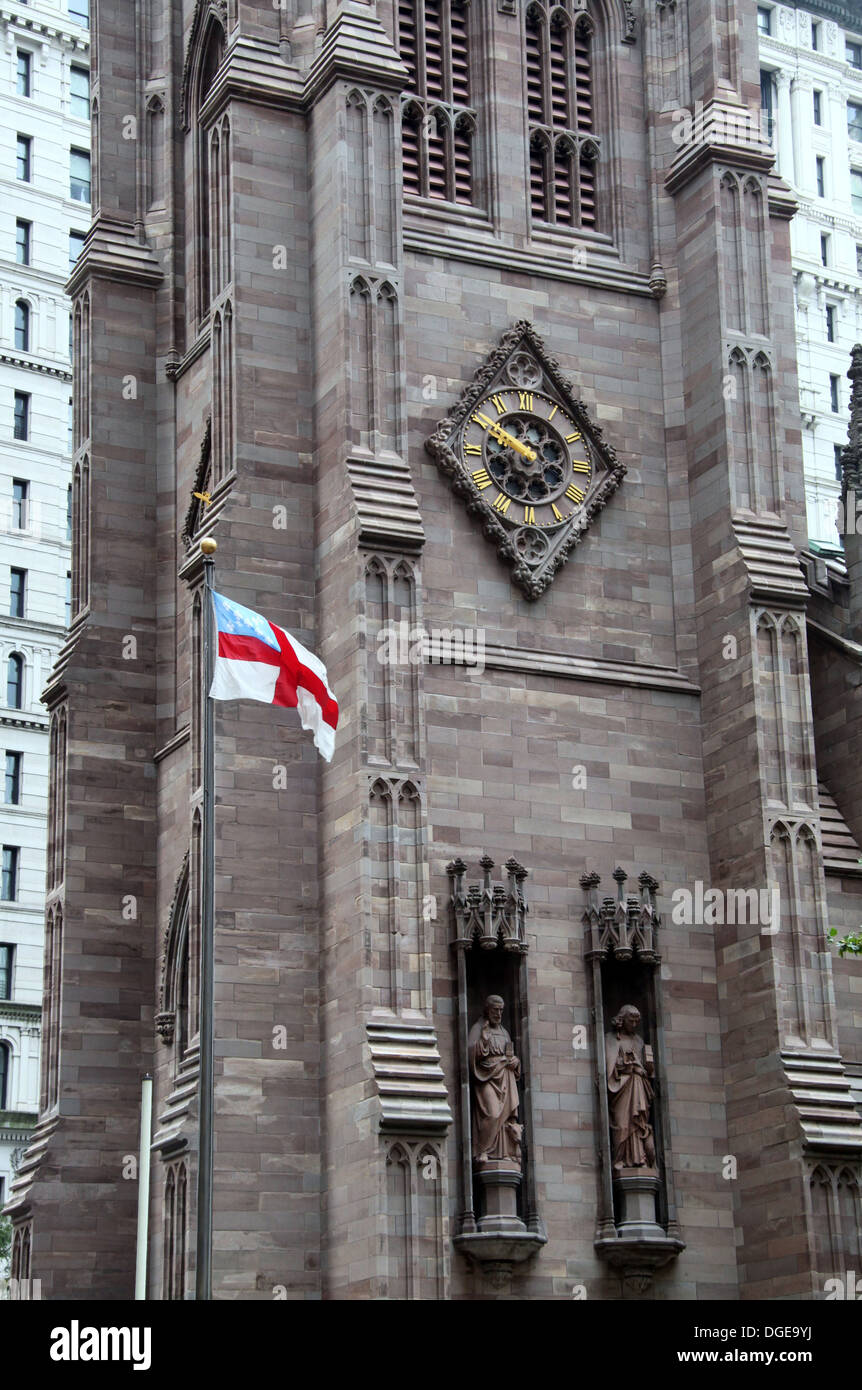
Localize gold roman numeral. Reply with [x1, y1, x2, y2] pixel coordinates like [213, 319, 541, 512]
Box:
[471, 468, 493, 489]
[571, 459, 590, 473]
[491, 393, 507, 415]
[465, 443, 482, 455]
[524, 505, 536, 525]
[551, 503, 564, 521]
[492, 492, 512, 514]
[472, 412, 494, 430]
[565, 484, 585, 504]
[565, 431, 582, 444]
[518, 392, 534, 411]
[548, 405, 558, 421]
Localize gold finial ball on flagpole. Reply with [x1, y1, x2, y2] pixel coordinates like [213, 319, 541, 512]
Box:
[200, 538, 217, 556]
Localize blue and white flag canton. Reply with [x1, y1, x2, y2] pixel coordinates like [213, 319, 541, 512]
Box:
[211, 592, 280, 652]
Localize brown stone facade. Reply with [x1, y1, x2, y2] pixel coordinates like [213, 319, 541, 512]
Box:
[5, 0, 862, 1300]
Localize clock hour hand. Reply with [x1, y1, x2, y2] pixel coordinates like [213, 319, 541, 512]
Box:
[488, 423, 537, 462]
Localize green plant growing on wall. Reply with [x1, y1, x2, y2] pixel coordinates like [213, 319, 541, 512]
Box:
[829, 927, 862, 957]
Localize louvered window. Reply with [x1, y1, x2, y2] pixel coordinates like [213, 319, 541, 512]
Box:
[526, 2, 598, 231]
[398, 1, 476, 205]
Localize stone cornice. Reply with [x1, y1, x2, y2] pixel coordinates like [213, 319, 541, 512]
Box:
[66, 218, 162, 297]
[154, 725, 190, 764]
[198, 35, 304, 126]
[0, 7, 90, 51]
[0, 1001, 41, 1023]
[165, 329, 210, 383]
[195, 5, 409, 127]
[788, 0, 862, 35]
[404, 226, 654, 296]
[0, 353, 72, 382]
[0, 714, 48, 730]
[304, 1, 409, 105]
[666, 103, 776, 196]
[425, 640, 700, 695]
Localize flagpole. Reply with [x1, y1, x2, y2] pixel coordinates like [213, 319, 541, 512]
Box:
[196, 536, 217, 1300]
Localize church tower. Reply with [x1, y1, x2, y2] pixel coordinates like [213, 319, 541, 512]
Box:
[7, 0, 862, 1301]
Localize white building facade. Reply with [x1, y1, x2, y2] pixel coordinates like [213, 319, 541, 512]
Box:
[759, 0, 862, 547]
[0, 0, 89, 1217]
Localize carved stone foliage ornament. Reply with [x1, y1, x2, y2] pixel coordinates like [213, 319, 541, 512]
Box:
[426, 321, 626, 599]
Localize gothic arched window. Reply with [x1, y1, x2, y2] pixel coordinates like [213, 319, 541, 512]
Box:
[398, 0, 476, 205]
[193, 19, 225, 321]
[526, 2, 597, 230]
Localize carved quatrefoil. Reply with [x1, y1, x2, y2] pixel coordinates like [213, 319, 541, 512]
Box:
[425, 321, 626, 600]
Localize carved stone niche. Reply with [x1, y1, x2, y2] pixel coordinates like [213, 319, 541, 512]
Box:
[448, 856, 547, 1290]
[582, 868, 685, 1294]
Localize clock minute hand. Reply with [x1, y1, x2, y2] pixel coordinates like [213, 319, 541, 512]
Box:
[489, 423, 537, 462]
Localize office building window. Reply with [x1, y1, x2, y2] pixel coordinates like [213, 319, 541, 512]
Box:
[10, 568, 26, 618]
[816, 156, 826, 197]
[67, 403, 73, 455]
[826, 305, 836, 342]
[13, 392, 30, 441]
[16, 134, 31, 181]
[2, 846, 20, 901]
[69, 230, 86, 271]
[70, 65, 90, 120]
[69, 0, 89, 27]
[836, 443, 845, 480]
[812, 22, 820, 51]
[757, 7, 771, 36]
[14, 300, 30, 352]
[0, 944, 12, 998]
[17, 51, 31, 98]
[15, 219, 31, 265]
[848, 41, 862, 69]
[5, 752, 21, 805]
[852, 168, 862, 213]
[12, 479, 28, 529]
[857, 243, 862, 274]
[0, 1041, 9, 1104]
[6, 654, 23, 709]
[70, 148, 90, 203]
[849, 102, 862, 143]
[814, 90, 822, 126]
[830, 374, 841, 412]
[760, 71, 775, 141]
[821, 233, 830, 266]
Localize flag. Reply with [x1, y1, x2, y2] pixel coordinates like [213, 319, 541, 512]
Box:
[209, 591, 338, 761]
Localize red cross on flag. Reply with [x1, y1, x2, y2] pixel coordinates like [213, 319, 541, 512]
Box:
[209, 591, 339, 761]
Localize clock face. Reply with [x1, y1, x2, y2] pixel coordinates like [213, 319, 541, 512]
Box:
[460, 389, 593, 535]
[425, 321, 625, 600]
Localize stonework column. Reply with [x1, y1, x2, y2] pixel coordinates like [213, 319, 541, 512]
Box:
[791, 76, 814, 195]
[5, 0, 162, 1298]
[306, 1, 451, 1299]
[775, 71, 794, 185]
[665, 3, 862, 1299]
[828, 81, 851, 209]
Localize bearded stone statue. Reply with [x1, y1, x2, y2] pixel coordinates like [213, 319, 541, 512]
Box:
[468, 995, 523, 1166]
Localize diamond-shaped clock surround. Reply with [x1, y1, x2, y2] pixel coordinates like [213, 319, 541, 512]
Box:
[425, 320, 626, 600]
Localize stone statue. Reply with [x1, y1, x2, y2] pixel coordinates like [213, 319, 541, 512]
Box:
[468, 995, 523, 1165]
[606, 1004, 656, 1171]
